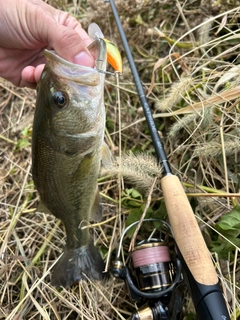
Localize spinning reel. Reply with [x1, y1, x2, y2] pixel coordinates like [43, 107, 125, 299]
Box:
[112, 219, 183, 320]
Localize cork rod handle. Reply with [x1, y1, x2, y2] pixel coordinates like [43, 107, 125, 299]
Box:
[161, 175, 218, 285]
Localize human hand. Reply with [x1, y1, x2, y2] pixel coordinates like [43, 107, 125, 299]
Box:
[0, 0, 94, 88]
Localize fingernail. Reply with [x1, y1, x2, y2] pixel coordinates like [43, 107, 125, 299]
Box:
[73, 51, 94, 67]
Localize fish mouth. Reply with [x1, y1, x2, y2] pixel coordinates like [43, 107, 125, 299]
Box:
[44, 39, 107, 86]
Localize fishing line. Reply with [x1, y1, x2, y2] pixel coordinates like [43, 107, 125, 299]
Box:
[116, 72, 123, 241]
[131, 242, 174, 293]
[88, 21, 124, 247]
[106, 0, 171, 176]
[131, 244, 171, 267]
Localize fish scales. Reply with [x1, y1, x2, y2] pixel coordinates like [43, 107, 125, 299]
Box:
[32, 38, 107, 288]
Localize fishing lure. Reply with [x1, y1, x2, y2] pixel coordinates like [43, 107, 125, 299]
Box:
[104, 38, 122, 74]
[88, 22, 122, 74]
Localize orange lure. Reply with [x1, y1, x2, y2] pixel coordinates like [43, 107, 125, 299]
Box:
[104, 38, 122, 74]
[88, 23, 122, 75]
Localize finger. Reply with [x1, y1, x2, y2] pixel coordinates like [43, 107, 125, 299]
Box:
[51, 26, 94, 67]
[32, 0, 92, 46]
[55, 10, 93, 46]
[27, 2, 95, 67]
[40, 9, 95, 67]
[21, 64, 44, 87]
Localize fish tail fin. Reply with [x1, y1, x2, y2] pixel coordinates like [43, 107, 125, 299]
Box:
[51, 241, 106, 288]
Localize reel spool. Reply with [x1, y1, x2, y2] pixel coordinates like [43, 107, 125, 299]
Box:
[112, 219, 182, 320]
[131, 240, 174, 293]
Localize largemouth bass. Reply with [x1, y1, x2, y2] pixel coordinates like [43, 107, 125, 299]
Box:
[32, 37, 109, 288]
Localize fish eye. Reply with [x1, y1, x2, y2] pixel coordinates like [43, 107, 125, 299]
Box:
[52, 91, 68, 109]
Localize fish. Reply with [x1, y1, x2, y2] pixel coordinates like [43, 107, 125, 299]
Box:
[32, 35, 111, 288]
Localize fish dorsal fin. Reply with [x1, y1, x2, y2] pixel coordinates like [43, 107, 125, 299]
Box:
[91, 187, 102, 222]
[102, 142, 112, 169]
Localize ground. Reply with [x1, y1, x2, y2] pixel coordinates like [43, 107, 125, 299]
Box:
[0, 0, 239, 319]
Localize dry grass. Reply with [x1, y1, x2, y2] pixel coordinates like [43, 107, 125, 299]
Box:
[1, 0, 240, 319]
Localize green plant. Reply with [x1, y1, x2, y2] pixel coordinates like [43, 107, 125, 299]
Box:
[211, 205, 240, 259]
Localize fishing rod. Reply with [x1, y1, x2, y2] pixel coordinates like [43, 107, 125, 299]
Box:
[106, 0, 230, 319]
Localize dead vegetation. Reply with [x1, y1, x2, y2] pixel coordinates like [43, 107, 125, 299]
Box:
[0, 0, 240, 319]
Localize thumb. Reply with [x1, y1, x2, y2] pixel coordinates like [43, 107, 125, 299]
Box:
[39, 7, 95, 67]
[49, 24, 95, 67]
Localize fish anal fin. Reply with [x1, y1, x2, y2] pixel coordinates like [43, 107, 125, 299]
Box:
[102, 142, 112, 169]
[91, 187, 102, 222]
[36, 201, 52, 214]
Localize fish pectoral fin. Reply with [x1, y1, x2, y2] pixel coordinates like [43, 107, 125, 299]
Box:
[102, 141, 112, 169]
[36, 201, 52, 214]
[91, 187, 102, 222]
